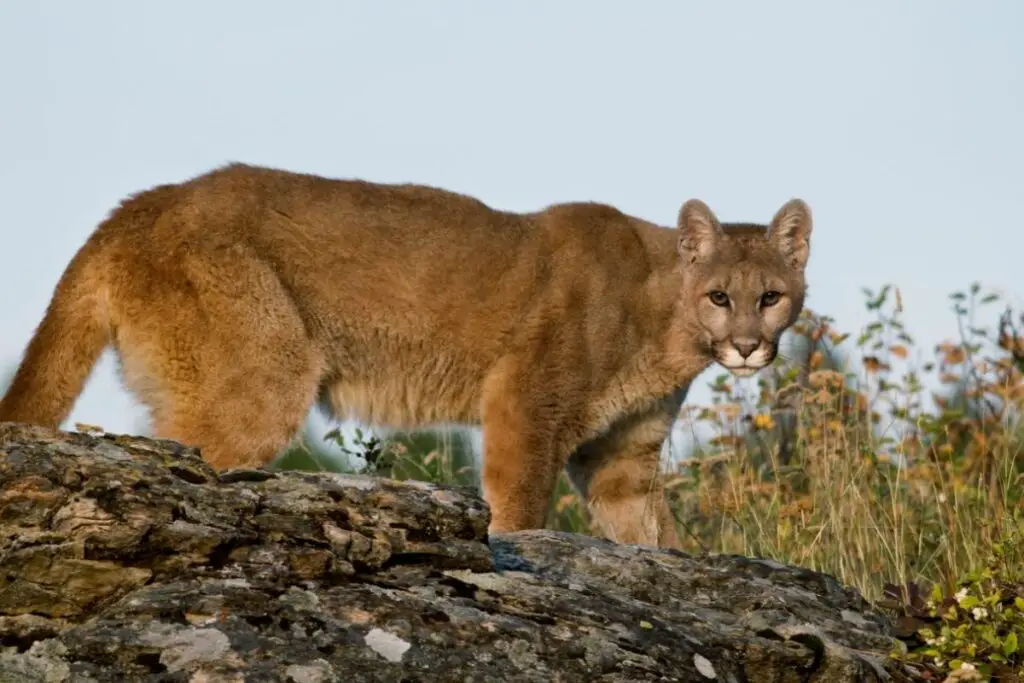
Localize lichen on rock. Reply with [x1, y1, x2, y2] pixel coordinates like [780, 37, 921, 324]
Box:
[0, 422, 922, 681]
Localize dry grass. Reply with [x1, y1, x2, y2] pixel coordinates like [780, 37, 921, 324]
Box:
[660, 283, 1024, 603]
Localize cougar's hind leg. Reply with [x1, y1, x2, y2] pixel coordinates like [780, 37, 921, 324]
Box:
[114, 254, 325, 471]
[148, 347, 322, 472]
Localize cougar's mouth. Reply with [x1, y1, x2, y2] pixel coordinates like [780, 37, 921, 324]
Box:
[716, 342, 775, 378]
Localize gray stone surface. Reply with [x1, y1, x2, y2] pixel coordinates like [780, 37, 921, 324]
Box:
[0, 422, 922, 682]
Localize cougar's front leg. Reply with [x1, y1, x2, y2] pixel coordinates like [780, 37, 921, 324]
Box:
[479, 356, 578, 534]
[567, 393, 685, 549]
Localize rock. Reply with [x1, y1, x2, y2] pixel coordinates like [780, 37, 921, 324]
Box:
[0, 422, 923, 682]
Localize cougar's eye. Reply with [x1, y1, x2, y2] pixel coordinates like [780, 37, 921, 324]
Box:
[760, 291, 781, 307]
[708, 291, 730, 307]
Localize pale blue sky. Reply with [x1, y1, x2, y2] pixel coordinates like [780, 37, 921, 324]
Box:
[0, 2, 1021, 452]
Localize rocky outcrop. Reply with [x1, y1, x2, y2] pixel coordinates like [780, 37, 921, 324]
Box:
[0, 422, 922, 682]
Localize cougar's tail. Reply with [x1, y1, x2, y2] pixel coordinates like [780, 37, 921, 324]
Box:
[0, 245, 109, 429]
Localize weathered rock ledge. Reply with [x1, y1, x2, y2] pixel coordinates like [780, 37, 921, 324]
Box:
[0, 422, 921, 682]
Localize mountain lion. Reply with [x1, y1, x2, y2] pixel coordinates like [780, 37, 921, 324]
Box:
[0, 164, 812, 548]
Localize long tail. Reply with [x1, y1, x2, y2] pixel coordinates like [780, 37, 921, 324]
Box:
[0, 245, 108, 428]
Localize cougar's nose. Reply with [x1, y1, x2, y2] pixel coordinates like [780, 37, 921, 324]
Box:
[734, 339, 759, 358]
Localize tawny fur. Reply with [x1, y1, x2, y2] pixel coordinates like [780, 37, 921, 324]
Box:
[0, 163, 813, 548]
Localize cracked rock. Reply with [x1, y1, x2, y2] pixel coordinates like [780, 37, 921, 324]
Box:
[0, 422, 924, 682]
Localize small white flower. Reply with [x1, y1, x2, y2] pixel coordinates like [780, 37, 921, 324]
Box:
[971, 606, 988, 620]
[955, 588, 969, 604]
[938, 493, 947, 503]
[959, 662, 977, 671]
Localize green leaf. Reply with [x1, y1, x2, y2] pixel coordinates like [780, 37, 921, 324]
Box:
[1004, 630, 1018, 656]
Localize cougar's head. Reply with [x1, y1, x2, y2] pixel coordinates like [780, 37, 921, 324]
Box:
[676, 198, 813, 378]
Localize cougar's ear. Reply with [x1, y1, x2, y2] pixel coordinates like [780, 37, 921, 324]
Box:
[677, 199, 723, 263]
[767, 198, 813, 270]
